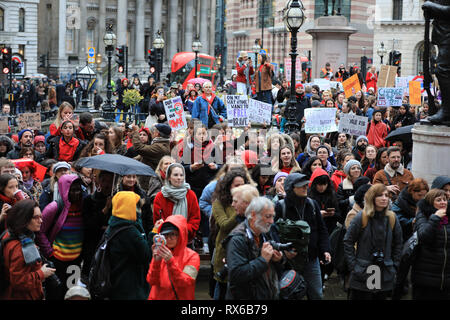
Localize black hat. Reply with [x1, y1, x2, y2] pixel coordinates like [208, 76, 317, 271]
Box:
[155, 123, 172, 137]
[311, 100, 321, 108]
[353, 176, 371, 192]
[159, 222, 179, 235]
[292, 173, 310, 188]
[354, 184, 371, 207]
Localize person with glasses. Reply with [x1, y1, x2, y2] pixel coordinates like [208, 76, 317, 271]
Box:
[147, 215, 200, 300]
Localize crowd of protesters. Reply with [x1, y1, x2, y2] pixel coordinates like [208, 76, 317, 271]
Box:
[0, 54, 449, 302]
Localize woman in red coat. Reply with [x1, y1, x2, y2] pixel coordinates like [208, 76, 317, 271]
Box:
[153, 163, 201, 243]
[1, 200, 56, 300]
[366, 109, 388, 149]
[147, 215, 200, 300]
[365, 65, 378, 93]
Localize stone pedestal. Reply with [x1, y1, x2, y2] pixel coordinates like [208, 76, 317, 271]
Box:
[306, 16, 356, 79]
[411, 124, 450, 185]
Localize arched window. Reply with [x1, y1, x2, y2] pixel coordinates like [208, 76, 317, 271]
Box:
[0, 8, 4, 31]
[19, 8, 25, 32]
[416, 42, 437, 74]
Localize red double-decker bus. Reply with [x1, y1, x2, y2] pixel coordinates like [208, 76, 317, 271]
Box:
[170, 52, 217, 89]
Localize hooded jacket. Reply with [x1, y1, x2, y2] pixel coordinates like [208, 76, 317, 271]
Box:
[274, 173, 331, 261]
[366, 119, 388, 149]
[391, 188, 419, 241]
[147, 215, 200, 300]
[36, 174, 82, 258]
[106, 191, 151, 300]
[0, 135, 15, 157]
[330, 170, 347, 192]
[412, 199, 450, 290]
[191, 94, 227, 128]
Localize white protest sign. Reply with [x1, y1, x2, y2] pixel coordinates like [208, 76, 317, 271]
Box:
[248, 98, 272, 125]
[338, 113, 368, 137]
[284, 57, 302, 83]
[163, 96, 187, 131]
[304, 108, 337, 133]
[395, 77, 409, 95]
[313, 79, 331, 91]
[377, 87, 404, 107]
[330, 81, 344, 92]
[225, 95, 249, 127]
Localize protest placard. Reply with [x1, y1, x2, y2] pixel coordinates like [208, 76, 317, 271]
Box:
[409, 81, 422, 106]
[284, 57, 302, 83]
[248, 98, 272, 125]
[330, 81, 344, 92]
[313, 79, 331, 91]
[163, 96, 187, 131]
[17, 113, 41, 130]
[378, 65, 398, 88]
[0, 117, 8, 134]
[225, 95, 249, 127]
[342, 74, 362, 98]
[377, 87, 404, 107]
[304, 108, 338, 133]
[395, 77, 409, 90]
[338, 113, 368, 137]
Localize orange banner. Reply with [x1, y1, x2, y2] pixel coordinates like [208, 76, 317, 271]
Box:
[409, 81, 421, 106]
[343, 74, 361, 98]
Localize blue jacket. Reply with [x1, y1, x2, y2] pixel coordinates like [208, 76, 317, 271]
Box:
[191, 95, 227, 128]
[199, 180, 218, 217]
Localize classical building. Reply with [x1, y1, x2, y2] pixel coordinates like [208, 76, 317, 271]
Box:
[37, 0, 216, 81]
[224, 0, 376, 80]
[372, 0, 428, 76]
[0, 0, 39, 77]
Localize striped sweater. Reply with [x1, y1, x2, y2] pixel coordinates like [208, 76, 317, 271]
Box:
[52, 204, 83, 262]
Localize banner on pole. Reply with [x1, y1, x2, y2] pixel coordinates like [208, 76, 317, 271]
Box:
[225, 95, 249, 127]
[304, 108, 337, 133]
[338, 113, 368, 137]
[163, 96, 187, 131]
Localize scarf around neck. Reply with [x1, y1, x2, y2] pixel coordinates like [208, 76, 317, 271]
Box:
[9, 230, 41, 265]
[161, 182, 191, 218]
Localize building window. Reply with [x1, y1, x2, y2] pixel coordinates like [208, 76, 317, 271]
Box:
[393, 0, 402, 20]
[314, 0, 351, 21]
[19, 8, 25, 32]
[66, 29, 74, 52]
[258, 0, 273, 28]
[0, 8, 4, 31]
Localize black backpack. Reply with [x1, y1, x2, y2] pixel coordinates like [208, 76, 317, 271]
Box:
[0, 230, 16, 294]
[88, 225, 133, 300]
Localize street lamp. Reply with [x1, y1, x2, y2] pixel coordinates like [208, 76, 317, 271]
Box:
[284, 0, 306, 134]
[103, 26, 116, 120]
[153, 30, 165, 82]
[252, 41, 261, 74]
[192, 35, 202, 78]
[76, 65, 96, 111]
[377, 41, 387, 65]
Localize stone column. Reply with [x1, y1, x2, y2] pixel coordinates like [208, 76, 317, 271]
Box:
[184, 0, 194, 52]
[153, 0, 162, 42]
[200, 0, 209, 54]
[58, 0, 66, 62]
[134, 0, 145, 63]
[79, 0, 87, 60]
[98, 0, 106, 56]
[168, 0, 178, 61]
[117, 0, 127, 46]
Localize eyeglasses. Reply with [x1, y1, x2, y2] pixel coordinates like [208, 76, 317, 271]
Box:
[165, 232, 179, 239]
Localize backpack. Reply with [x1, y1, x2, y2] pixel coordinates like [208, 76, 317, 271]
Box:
[88, 225, 133, 300]
[0, 230, 16, 294]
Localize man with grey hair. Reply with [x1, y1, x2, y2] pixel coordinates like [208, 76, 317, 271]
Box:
[131, 123, 171, 170]
[224, 196, 284, 300]
[191, 81, 226, 128]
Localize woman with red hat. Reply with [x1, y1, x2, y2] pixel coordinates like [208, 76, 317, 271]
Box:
[46, 120, 86, 163]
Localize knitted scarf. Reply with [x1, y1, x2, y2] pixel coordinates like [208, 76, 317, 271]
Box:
[161, 182, 191, 218]
[9, 230, 41, 265]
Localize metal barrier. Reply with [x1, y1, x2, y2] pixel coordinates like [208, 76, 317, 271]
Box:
[100, 110, 149, 125]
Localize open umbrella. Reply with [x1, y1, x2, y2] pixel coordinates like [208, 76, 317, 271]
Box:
[385, 124, 414, 144]
[76, 154, 156, 176]
[12, 158, 47, 182]
[187, 77, 209, 86]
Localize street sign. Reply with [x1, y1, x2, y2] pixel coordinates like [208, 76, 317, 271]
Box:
[88, 47, 96, 63]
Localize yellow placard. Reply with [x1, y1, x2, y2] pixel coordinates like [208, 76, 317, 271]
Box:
[342, 74, 361, 98]
[409, 81, 421, 106]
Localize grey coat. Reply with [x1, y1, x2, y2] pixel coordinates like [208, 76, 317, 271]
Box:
[343, 210, 403, 292]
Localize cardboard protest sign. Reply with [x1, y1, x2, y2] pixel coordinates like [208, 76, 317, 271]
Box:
[377, 87, 404, 107]
[338, 113, 368, 137]
[225, 95, 249, 127]
[313, 79, 331, 91]
[409, 81, 422, 106]
[17, 113, 41, 131]
[378, 65, 398, 88]
[342, 74, 362, 98]
[163, 96, 187, 131]
[0, 116, 8, 134]
[248, 98, 272, 125]
[304, 108, 337, 134]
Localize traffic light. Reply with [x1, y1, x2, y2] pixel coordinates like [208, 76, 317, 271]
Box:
[392, 50, 401, 75]
[279, 63, 284, 75]
[116, 46, 125, 73]
[1, 47, 11, 74]
[12, 58, 21, 74]
[39, 54, 46, 68]
[148, 48, 157, 69]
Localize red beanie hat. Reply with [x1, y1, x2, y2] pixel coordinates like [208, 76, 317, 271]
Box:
[241, 150, 258, 169]
[295, 83, 304, 89]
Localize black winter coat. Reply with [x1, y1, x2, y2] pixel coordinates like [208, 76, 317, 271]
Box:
[295, 94, 311, 123]
[336, 178, 355, 220]
[412, 199, 450, 290]
[392, 188, 418, 241]
[149, 98, 166, 123]
[223, 220, 283, 300]
[308, 188, 342, 235]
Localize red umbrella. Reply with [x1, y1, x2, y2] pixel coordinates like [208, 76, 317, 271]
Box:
[12, 158, 47, 182]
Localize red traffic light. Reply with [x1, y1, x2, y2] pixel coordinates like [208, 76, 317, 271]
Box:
[118, 65, 124, 73]
[149, 66, 156, 73]
[1, 48, 8, 54]
[2, 67, 9, 74]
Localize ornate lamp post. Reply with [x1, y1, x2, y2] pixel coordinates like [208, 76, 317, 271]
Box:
[103, 26, 116, 120]
[252, 41, 261, 75]
[153, 30, 165, 82]
[284, 0, 306, 134]
[377, 41, 387, 65]
[192, 36, 202, 78]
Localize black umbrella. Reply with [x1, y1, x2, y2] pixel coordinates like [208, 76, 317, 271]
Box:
[385, 124, 414, 144]
[76, 154, 156, 176]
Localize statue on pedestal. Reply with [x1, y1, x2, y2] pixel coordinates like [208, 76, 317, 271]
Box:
[422, 1, 450, 126]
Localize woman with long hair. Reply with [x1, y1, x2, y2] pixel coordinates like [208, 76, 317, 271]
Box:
[367, 109, 388, 149]
[250, 163, 273, 196]
[46, 120, 86, 163]
[343, 183, 402, 300]
[153, 163, 201, 243]
[1, 200, 56, 300]
[0, 174, 24, 233]
[278, 144, 301, 174]
[79, 133, 113, 158]
[330, 150, 354, 191]
[301, 156, 324, 180]
[333, 133, 352, 154]
[48, 102, 82, 138]
[211, 168, 250, 300]
[364, 147, 388, 183]
[108, 126, 127, 155]
[337, 160, 363, 217]
[412, 189, 450, 299]
[316, 145, 336, 176]
[360, 145, 377, 174]
[296, 135, 322, 168]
